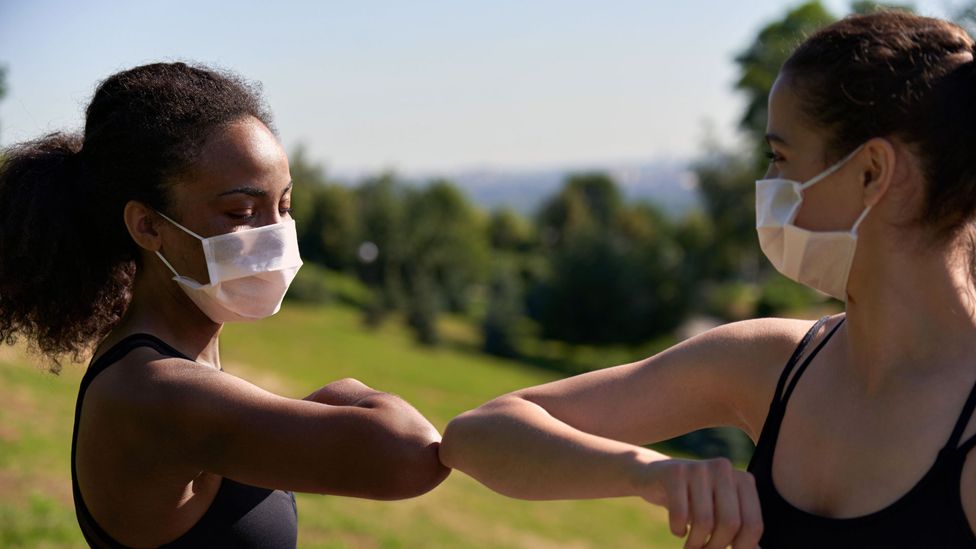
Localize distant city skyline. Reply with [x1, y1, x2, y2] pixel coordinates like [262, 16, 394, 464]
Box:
[0, 0, 958, 176]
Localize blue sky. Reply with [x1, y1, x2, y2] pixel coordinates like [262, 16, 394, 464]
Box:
[0, 1, 959, 175]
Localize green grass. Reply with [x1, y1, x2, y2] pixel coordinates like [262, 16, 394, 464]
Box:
[0, 303, 682, 548]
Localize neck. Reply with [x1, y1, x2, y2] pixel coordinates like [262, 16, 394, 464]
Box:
[843, 234, 976, 391]
[110, 262, 223, 369]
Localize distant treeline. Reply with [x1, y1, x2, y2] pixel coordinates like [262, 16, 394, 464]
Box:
[285, 146, 827, 356]
[282, 0, 919, 366]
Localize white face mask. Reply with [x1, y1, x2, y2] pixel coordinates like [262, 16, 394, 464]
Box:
[755, 145, 870, 301]
[154, 212, 303, 323]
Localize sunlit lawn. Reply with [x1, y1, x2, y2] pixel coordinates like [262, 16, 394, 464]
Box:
[0, 302, 681, 548]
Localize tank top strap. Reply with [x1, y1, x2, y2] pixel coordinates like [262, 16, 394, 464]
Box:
[772, 316, 829, 406]
[92, 333, 190, 366]
[73, 334, 196, 549]
[943, 376, 976, 455]
[81, 334, 194, 394]
[779, 316, 845, 405]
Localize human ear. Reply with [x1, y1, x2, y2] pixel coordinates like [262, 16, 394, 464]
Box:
[861, 137, 896, 208]
[123, 200, 163, 252]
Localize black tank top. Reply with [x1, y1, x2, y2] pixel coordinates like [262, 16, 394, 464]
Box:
[71, 334, 299, 548]
[748, 316, 976, 547]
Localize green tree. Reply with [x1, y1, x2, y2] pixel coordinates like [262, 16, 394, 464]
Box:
[355, 173, 407, 318]
[288, 146, 331, 255]
[354, 176, 489, 344]
[287, 146, 361, 271]
[310, 184, 359, 270]
[482, 259, 525, 358]
[530, 175, 692, 345]
[850, 1, 915, 14]
[734, 1, 835, 157]
[488, 207, 533, 251]
[401, 181, 489, 337]
[537, 172, 623, 250]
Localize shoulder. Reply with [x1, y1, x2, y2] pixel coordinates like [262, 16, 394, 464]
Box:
[688, 315, 817, 349]
[82, 345, 251, 451]
[680, 315, 834, 438]
[83, 344, 299, 470]
[85, 346, 222, 412]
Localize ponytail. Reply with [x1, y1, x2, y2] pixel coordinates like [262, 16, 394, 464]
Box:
[0, 134, 133, 372]
[919, 56, 976, 240]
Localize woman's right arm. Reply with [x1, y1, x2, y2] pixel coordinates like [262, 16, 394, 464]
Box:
[440, 317, 812, 548]
[95, 355, 450, 500]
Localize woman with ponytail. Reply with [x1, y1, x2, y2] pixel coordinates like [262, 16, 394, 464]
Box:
[441, 11, 976, 548]
[0, 62, 448, 548]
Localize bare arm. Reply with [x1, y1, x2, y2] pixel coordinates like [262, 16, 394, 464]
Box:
[104, 354, 450, 500]
[440, 317, 813, 547]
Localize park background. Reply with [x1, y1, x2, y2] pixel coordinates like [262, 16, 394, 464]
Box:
[1, 1, 973, 547]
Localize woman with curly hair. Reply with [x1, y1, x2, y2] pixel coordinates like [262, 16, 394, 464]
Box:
[0, 62, 448, 548]
[442, 11, 976, 548]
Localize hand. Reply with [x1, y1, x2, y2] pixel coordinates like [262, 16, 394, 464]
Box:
[637, 457, 762, 549]
[303, 378, 383, 406]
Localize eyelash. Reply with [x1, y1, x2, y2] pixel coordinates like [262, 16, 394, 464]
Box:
[229, 207, 293, 222]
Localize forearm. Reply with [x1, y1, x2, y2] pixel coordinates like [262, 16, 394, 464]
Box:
[440, 396, 669, 500]
[301, 379, 449, 498]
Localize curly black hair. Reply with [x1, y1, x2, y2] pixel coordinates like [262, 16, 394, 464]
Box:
[0, 62, 274, 371]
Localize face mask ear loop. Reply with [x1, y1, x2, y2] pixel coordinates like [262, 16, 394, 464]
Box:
[155, 210, 206, 241]
[155, 250, 183, 278]
[798, 144, 867, 192]
[851, 204, 872, 235]
[155, 210, 216, 283]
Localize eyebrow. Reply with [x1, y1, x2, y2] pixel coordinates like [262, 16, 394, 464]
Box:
[765, 133, 788, 146]
[218, 181, 293, 198]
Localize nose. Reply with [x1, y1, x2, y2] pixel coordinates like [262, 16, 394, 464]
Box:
[258, 206, 286, 228]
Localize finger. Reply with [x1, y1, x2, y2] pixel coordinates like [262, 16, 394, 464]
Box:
[730, 473, 763, 549]
[703, 462, 740, 549]
[684, 466, 714, 549]
[666, 474, 690, 538]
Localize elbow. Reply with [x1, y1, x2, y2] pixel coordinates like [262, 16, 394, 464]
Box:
[440, 396, 520, 470]
[383, 438, 451, 500]
[365, 400, 451, 500]
[439, 409, 480, 470]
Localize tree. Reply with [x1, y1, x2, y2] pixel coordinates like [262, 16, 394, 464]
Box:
[734, 1, 835, 157]
[399, 181, 489, 343]
[536, 172, 624, 255]
[529, 174, 693, 345]
[850, 1, 915, 14]
[482, 258, 524, 358]
[310, 184, 359, 270]
[355, 173, 407, 317]
[488, 208, 533, 251]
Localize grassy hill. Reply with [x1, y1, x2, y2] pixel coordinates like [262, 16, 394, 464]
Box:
[0, 302, 682, 548]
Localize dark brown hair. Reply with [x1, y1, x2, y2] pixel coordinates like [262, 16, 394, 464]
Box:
[0, 62, 273, 371]
[782, 11, 976, 238]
